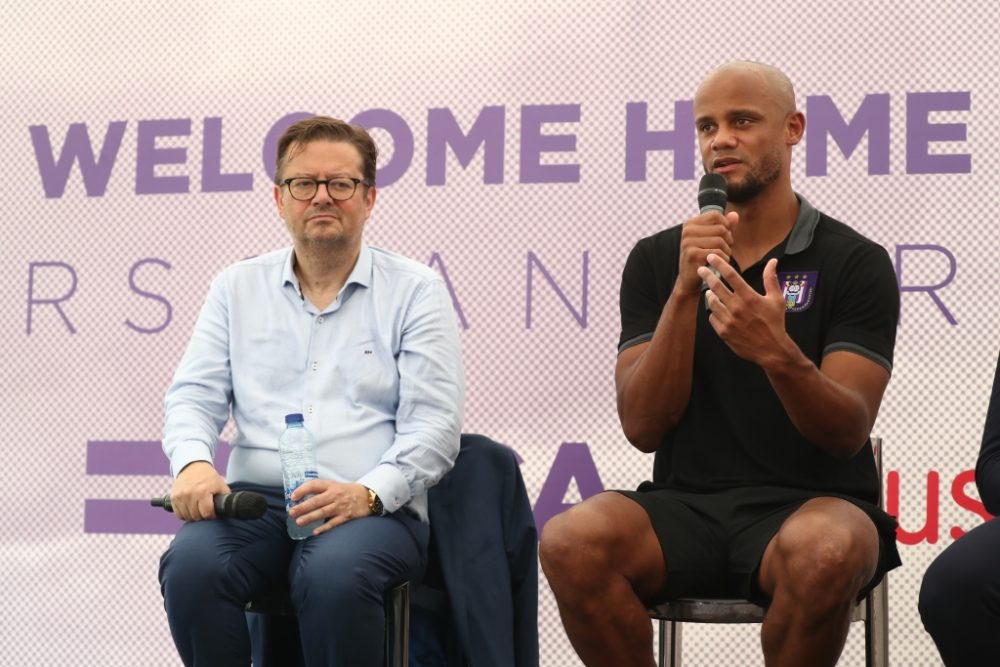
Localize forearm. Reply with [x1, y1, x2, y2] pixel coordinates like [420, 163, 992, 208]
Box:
[616, 284, 701, 452]
[763, 345, 878, 459]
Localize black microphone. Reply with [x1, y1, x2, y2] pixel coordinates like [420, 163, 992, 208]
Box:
[698, 172, 728, 215]
[151, 491, 268, 520]
[698, 173, 728, 306]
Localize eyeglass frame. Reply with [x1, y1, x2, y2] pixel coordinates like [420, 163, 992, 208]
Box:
[279, 176, 370, 202]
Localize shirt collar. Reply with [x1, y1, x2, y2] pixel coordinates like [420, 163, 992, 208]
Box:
[784, 193, 821, 255]
[280, 243, 373, 294]
[345, 243, 373, 289]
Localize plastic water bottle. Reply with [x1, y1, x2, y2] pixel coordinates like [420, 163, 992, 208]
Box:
[278, 413, 323, 539]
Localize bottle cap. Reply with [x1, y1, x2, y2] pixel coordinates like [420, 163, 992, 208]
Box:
[285, 413, 304, 424]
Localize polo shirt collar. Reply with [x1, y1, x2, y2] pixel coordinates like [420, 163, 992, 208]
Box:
[784, 194, 821, 255]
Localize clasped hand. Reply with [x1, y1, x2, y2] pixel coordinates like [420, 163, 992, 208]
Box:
[697, 254, 788, 366]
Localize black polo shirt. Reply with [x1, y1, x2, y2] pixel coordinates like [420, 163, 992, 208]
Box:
[618, 196, 899, 503]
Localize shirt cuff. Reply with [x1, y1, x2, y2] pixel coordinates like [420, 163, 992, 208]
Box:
[358, 464, 410, 515]
[169, 441, 215, 478]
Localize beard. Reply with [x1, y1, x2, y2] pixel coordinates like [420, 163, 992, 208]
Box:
[724, 150, 782, 203]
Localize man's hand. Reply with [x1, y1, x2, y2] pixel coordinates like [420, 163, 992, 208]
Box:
[678, 210, 739, 296]
[169, 461, 231, 521]
[288, 480, 373, 536]
[697, 254, 790, 367]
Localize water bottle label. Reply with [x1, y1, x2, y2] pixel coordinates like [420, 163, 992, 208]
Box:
[284, 469, 319, 510]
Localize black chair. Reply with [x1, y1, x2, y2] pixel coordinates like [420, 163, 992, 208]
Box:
[244, 581, 410, 667]
[647, 437, 889, 667]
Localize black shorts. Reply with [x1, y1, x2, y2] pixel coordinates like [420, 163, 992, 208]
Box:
[616, 484, 901, 607]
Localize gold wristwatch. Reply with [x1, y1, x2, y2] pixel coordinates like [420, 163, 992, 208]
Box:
[365, 486, 384, 516]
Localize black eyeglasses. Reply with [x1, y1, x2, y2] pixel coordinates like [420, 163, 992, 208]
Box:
[280, 177, 367, 201]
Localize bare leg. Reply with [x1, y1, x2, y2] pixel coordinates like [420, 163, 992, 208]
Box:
[756, 497, 880, 667]
[540, 492, 668, 667]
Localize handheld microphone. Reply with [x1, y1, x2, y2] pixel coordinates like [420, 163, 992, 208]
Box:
[698, 172, 728, 215]
[698, 173, 728, 307]
[151, 491, 268, 520]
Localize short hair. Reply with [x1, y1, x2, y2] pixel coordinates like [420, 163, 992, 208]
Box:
[274, 116, 378, 187]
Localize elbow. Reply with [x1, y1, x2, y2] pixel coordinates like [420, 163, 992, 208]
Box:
[621, 416, 668, 454]
[806, 404, 874, 460]
[831, 438, 869, 461]
[808, 427, 871, 461]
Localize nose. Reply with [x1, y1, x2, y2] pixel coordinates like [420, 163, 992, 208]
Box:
[711, 125, 737, 151]
[310, 181, 335, 205]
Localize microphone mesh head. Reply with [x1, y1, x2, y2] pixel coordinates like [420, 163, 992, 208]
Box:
[698, 173, 728, 211]
[234, 491, 268, 519]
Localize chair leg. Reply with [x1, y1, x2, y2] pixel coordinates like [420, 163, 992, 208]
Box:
[865, 576, 889, 667]
[657, 619, 681, 667]
[384, 582, 410, 667]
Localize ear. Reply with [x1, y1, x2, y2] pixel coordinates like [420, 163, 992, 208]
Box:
[364, 184, 377, 217]
[273, 183, 284, 218]
[786, 111, 805, 146]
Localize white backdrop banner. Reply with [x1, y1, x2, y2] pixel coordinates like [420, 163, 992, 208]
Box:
[2, 1, 998, 665]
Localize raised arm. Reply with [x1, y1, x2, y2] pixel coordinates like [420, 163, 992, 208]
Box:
[616, 210, 737, 452]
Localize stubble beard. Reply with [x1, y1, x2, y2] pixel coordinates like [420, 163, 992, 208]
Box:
[725, 151, 783, 203]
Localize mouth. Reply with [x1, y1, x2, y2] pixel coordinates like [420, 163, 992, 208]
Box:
[307, 213, 340, 223]
[712, 157, 741, 173]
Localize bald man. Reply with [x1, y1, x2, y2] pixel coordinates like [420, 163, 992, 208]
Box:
[540, 62, 901, 666]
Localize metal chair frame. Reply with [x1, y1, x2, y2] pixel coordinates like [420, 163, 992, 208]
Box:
[648, 437, 888, 667]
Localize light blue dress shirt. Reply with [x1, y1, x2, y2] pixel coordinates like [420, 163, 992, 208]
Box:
[163, 244, 465, 521]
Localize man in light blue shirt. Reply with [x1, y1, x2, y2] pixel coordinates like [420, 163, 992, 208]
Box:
[158, 116, 464, 666]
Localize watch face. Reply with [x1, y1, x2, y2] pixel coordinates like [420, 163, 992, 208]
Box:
[367, 487, 383, 515]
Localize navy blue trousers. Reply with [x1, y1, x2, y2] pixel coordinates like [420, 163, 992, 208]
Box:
[159, 484, 428, 666]
[919, 517, 1000, 666]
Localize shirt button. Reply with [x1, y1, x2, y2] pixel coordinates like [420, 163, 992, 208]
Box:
[307, 405, 315, 414]
[317, 316, 325, 324]
[311, 361, 318, 371]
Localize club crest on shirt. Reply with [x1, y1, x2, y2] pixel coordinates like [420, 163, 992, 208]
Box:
[778, 271, 818, 312]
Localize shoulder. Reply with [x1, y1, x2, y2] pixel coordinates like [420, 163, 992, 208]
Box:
[209, 247, 290, 295]
[632, 226, 682, 254]
[369, 246, 440, 283]
[813, 212, 888, 258]
[221, 247, 289, 278]
[624, 226, 682, 272]
[807, 212, 894, 286]
[367, 247, 447, 308]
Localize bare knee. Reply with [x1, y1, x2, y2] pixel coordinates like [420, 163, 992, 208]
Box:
[540, 492, 666, 602]
[767, 506, 878, 606]
[539, 499, 613, 582]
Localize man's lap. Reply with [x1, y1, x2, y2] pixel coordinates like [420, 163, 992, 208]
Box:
[160, 483, 429, 607]
[615, 484, 900, 606]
